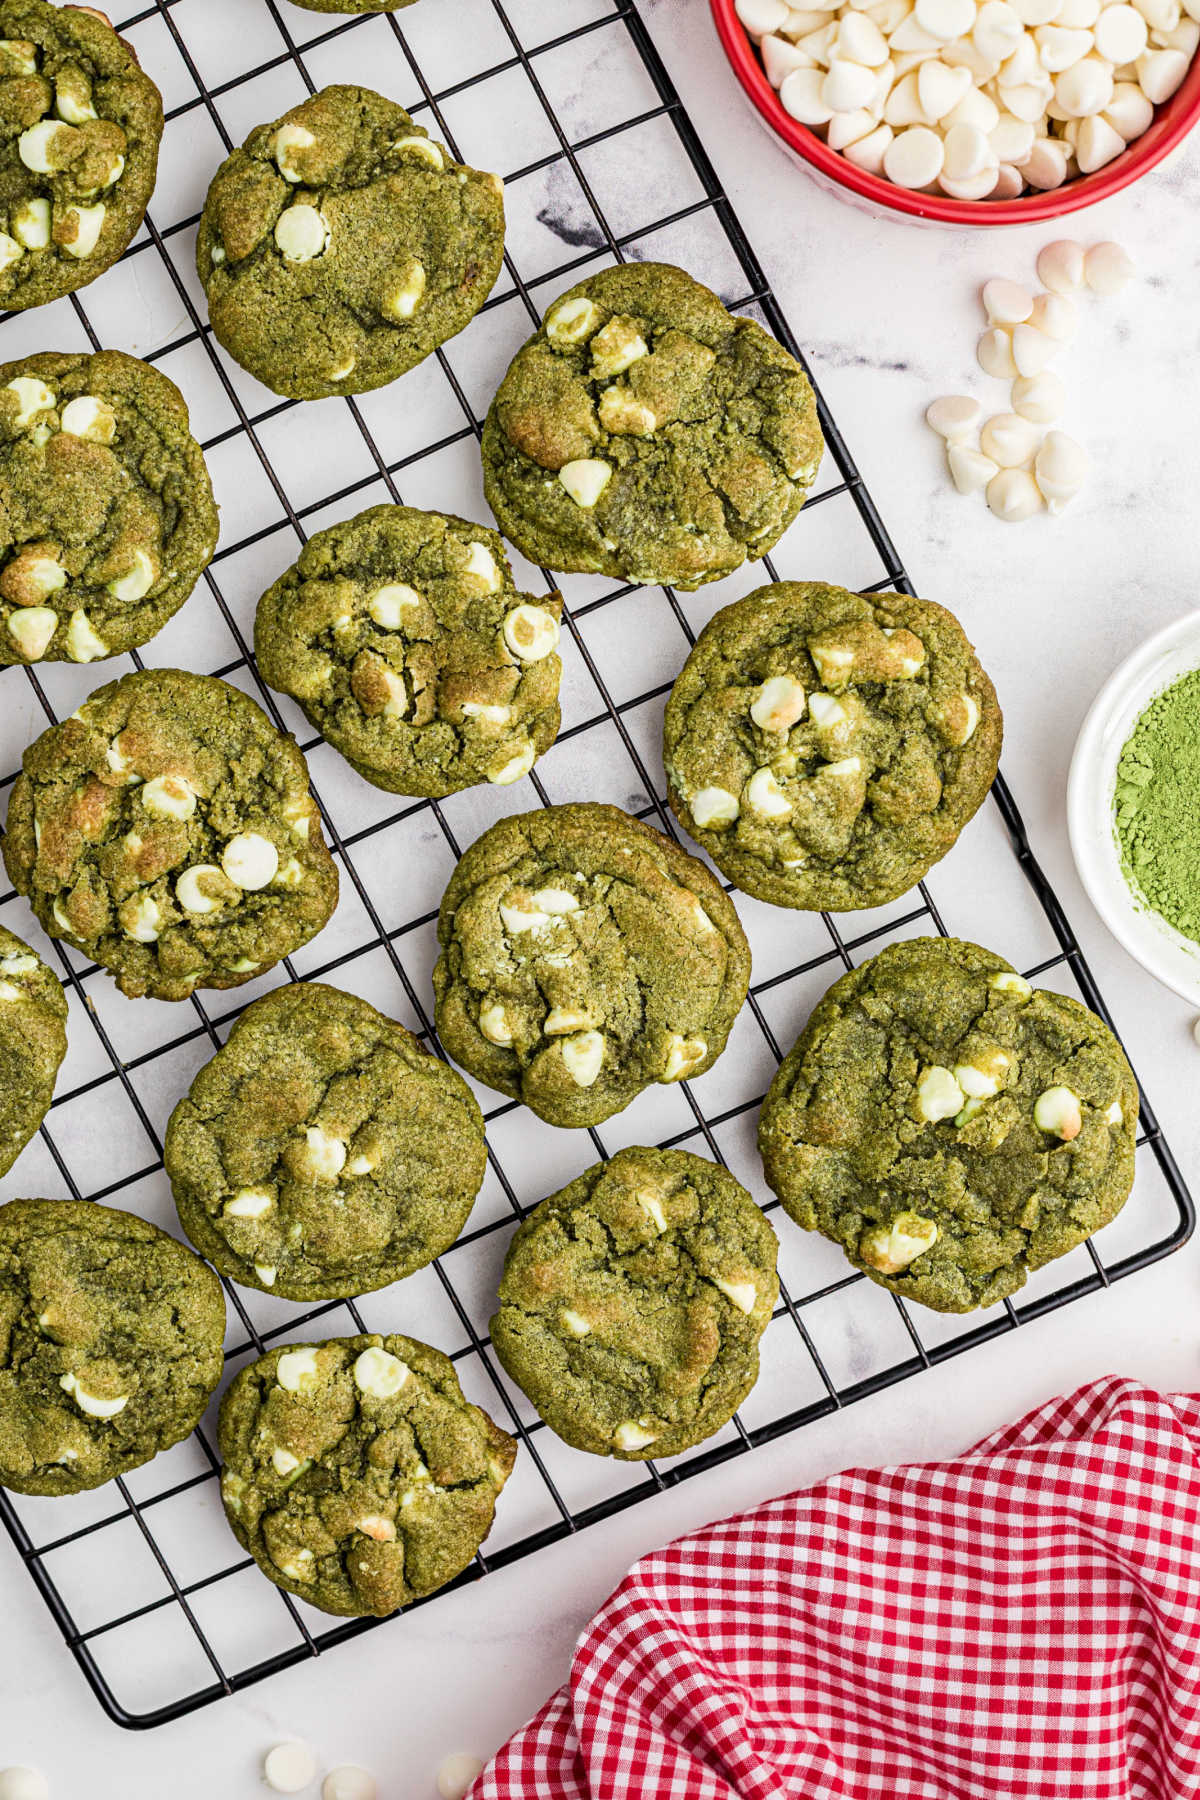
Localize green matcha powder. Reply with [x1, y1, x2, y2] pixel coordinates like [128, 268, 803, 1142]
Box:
[1115, 667, 1200, 940]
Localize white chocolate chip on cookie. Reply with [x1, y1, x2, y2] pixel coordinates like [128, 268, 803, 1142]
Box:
[744, 766, 791, 819]
[222, 832, 279, 891]
[503, 603, 559, 662]
[276, 1347, 321, 1392]
[916, 1065, 966, 1122]
[65, 609, 109, 661]
[60, 203, 106, 259]
[273, 122, 316, 181]
[59, 1370, 128, 1419]
[989, 970, 1033, 1001]
[5, 376, 54, 427]
[300, 1126, 346, 1180]
[545, 295, 602, 345]
[690, 785, 740, 829]
[12, 196, 50, 248]
[559, 1308, 592, 1337]
[561, 1030, 604, 1086]
[6, 606, 57, 660]
[60, 394, 117, 442]
[383, 259, 426, 320]
[1033, 1084, 1082, 1139]
[613, 1419, 657, 1452]
[107, 548, 156, 602]
[120, 894, 161, 943]
[142, 774, 196, 819]
[275, 203, 330, 263]
[597, 387, 657, 434]
[558, 458, 612, 507]
[353, 1345, 410, 1398]
[175, 864, 228, 915]
[860, 1213, 939, 1274]
[715, 1276, 758, 1313]
[392, 134, 444, 168]
[750, 674, 807, 732]
[662, 1033, 706, 1080]
[225, 1189, 274, 1219]
[369, 582, 421, 627]
[463, 541, 501, 591]
[479, 1000, 514, 1045]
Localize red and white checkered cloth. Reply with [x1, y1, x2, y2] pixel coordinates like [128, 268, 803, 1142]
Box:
[471, 1378, 1200, 1799]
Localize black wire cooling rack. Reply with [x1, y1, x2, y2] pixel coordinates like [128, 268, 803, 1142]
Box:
[0, 0, 1193, 1732]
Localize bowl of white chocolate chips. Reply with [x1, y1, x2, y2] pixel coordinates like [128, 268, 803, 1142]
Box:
[714, 0, 1200, 219]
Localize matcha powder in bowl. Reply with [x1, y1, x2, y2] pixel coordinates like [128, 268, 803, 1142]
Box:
[1115, 667, 1200, 941]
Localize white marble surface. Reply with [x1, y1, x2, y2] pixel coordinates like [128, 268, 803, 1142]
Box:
[4, 1, 1200, 1792]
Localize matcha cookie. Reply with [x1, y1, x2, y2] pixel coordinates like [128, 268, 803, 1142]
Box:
[0, 350, 219, 667]
[664, 583, 1002, 911]
[758, 937, 1138, 1313]
[0, 1, 162, 310]
[166, 981, 487, 1300]
[0, 1198, 225, 1496]
[0, 923, 66, 1177]
[219, 1333, 516, 1618]
[2, 669, 339, 1002]
[289, 0, 415, 9]
[197, 85, 504, 400]
[433, 803, 751, 1128]
[492, 1147, 777, 1460]
[255, 505, 561, 798]
[481, 262, 824, 589]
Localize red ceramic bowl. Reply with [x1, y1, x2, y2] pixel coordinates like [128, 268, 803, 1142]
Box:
[712, 0, 1200, 224]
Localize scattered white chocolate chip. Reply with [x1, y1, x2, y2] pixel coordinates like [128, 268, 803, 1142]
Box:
[924, 395, 980, 440]
[275, 1549, 314, 1581]
[561, 1030, 604, 1086]
[60, 394, 117, 442]
[6, 606, 57, 660]
[121, 895, 160, 944]
[689, 785, 740, 828]
[662, 1033, 706, 1080]
[12, 197, 50, 249]
[750, 673, 807, 731]
[0, 1770, 50, 1800]
[65, 609, 108, 661]
[464, 540, 501, 591]
[744, 766, 791, 819]
[273, 123, 315, 182]
[437, 1754, 486, 1800]
[715, 1276, 758, 1314]
[368, 582, 421, 627]
[175, 864, 226, 914]
[479, 1001, 514, 1046]
[558, 458, 612, 507]
[61, 204, 106, 259]
[276, 1347, 321, 1392]
[947, 444, 999, 495]
[264, 1743, 317, 1795]
[354, 1346, 410, 1399]
[954, 1048, 1012, 1097]
[1034, 429, 1088, 511]
[982, 278, 1034, 325]
[980, 411, 1041, 467]
[225, 1188, 273, 1219]
[544, 1006, 594, 1035]
[639, 1191, 668, 1233]
[142, 774, 196, 819]
[1011, 321, 1059, 376]
[545, 295, 601, 345]
[5, 376, 54, 427]
[1010, 370, 1065, 423]
[322, 1768, 377, 1800]
[275, 203, 330, 263]
[1037, 239, 1085, 292]
[987, 467, 1043, 521]
[59, 1370, 128, 1419]
[356, 1514, 396, 1543]
[1033, 1084, 1083, 1139]
[916, 1064, 966, 1122]
[504, 603, 559, 662]
[107, 548, 155, 602]
[860, 1214, 939, 1273]
[560, 1308, 591, 1337]
[221, 832, 279, 891]
[613, 1419, 657, 1452]
[1084, 240, 1135, 293]
[300, 1126, 346, 1181]
[977, 327, 1018, 379]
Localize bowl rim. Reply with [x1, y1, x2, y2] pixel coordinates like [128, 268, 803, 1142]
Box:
[711, 0, 1200, 226]
[1067, 607, 1200, 1007]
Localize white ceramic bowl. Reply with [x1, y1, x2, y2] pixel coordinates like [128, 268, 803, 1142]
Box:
[1068, 608, 1200, 1007]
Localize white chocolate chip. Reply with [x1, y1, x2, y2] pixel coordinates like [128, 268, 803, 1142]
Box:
[462, 701, 510, 725]
[1010, 370, 1065, 422]
[715, 1276, 758, 1313]
[1011, 321, 1059, 376]
[275, 203, 330, 263]
[479, 1001, 514, 1046]
[107, 548, 156, 602]
[322, 1769, 377, 1800]
[225, 1188, 274, 1219]
[980, 411, 1041, 467]
[175, 864, 227, 914]
[1037, 238, 1085, 292]
[561, 1030, 604, 1086]
[142, 774, 196, 819]
[1105, 1099, 1124, 1126]
[65, 609, 108, 661]
[598, 388, 657, 435]
[121, 894, 161, 943]
[1084, 240, 1135, 293]
[353, 1346, 410, 1399]
[883, 124, 946, 185]
[464, 540, 501, 591]
[59, 1370, 128, 1419]
[544, 1005, 595, 1034]
[1034, 429, 1088, 511]
[533, 887, 581, 914]
[662, 1032, 706, 1080]
[255, 1264, 277, 1286]
[271, 1449, 302, 1480]
[925, 395, 981, 440]
[639, 1192, 668, 1232]
[487, 743, 535, 785]
[275, 1550, 314, 1581]
[383, 260, 426, 320]
[499, 896, 550, 933]
[276, 1348, 321, 1392]
[274, 122, 316, 181]
[987, 467, 1043, 521]
[559, 1308, 591, 1337]
[982, 278, 1034, 325]
[957, 693, 980, 742]
[436, 1757, 485, 1800]
[954, 1049, 1012, 1097]
[990, 970, 1033, 999]
[61, 203, 106, 259]
[947, 444, 1000, 495]
[18, 121, 71, 173]
[750, 673, 807, 731]
[821, 755, 862, 777]
[368, 582, 421, 627]
[393, 134, 445, 169]
[558, 458, 612, 508]
[0, 1770, 49, 1800]
[264, 1742, 317, 1796]
[6, 606, 57, 660]
[613, 1420, 657, 1452]
[977, 326, 1018, 378]
[690, 785, 740, 828]
[916, 1064, 966, 1122]
[744, 766, 792, 819]
[545, 296, 602, 345]
[12, 197, 50, 249]
[504, 603, 559, 662]
[301, 1126, 346, 1181]
[860, 1213, 939, 1273]
[221, 832, 279, 891]
[61, 394, 117, 442]
[1033, 1083, 1083, 1138]
[5, 376, 54, 427]
[356, 1514, 396, 1543]
[0, 38, 38, 74]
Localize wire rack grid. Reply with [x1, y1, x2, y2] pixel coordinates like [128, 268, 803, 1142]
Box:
[0, 0, 1192, 1732]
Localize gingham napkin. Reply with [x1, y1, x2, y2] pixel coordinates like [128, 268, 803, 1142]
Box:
[470, 1378, 1200, 1799]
